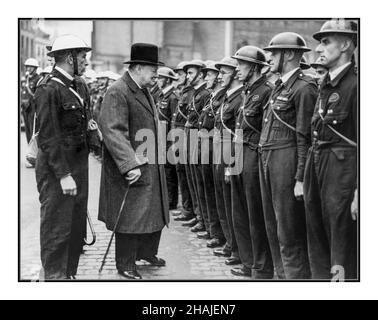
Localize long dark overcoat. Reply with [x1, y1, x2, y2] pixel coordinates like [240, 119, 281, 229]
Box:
[98, 71, 169, 234]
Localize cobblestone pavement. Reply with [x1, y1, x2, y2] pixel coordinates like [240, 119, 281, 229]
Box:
[20, 132, 250, 281]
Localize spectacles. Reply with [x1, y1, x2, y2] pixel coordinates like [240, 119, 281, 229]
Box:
[218, 70, 233, 75]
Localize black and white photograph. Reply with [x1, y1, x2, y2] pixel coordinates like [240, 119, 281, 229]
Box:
[18, 17, 360, 283]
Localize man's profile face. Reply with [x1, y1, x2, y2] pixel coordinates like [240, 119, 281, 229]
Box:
[177, 70, 186, 86]
[186, 67, 201, 86]
[25, 66, 37, 75]
[219, 66, 234, 88]
[315, 66, 328, 82]
[316, 35, 345, 69]
[157, 76, 167, 90]
[204, 70, 218, 89]
[235, 59, 252, 81]
[76, 50, 89, 76]
[268, 50, 282, 74]
[140, 65, 158, 88]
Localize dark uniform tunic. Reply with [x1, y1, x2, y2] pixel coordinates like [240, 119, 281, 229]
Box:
[231, 75, 274, 278]
[198, 87, 227, 240]
[259, 68, 317, 279]
[213, 85, 244, 258]
[185, 82, 211, 229]
[157, 85, 179, 209]
[34, 69, 90, 279]
[303, 62, 357, 280]
[171, 85, 195, 217]
[21, 72, 40, 143]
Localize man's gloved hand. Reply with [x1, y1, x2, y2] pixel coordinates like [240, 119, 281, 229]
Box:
[294, 180, 304, 201]
[351, 188, 358, 221]
[126, 168, 142, 185]
[60, 174, 77, 196]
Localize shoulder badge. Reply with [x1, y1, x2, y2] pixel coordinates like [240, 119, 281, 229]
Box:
[328, 92, 340, 103]
[251, 94, 260, 102]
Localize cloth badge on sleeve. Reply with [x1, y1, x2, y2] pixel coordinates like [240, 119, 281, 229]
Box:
[328, 92, 340, 103]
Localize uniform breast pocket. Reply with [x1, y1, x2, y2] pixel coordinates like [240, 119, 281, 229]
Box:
[242, 108, 260, 130]
[323, 106, 349, 126]
[61, 102, 84, 130]
[272, 97, 294, 127]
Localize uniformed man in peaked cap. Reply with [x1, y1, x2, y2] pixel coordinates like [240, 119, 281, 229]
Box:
[34, 34, 93, 279]
[259, 32, 318, 279]
[304, 19, 358, 280]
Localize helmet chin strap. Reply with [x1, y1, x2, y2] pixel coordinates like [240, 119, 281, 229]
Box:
[244, 63, 256, 85]
[71, 50, 79, 76]
[190, 68, 201, 86]
[225, 69, 237, 92]
[277, 50, 285, 75]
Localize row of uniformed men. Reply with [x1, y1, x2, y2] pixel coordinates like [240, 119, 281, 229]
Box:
[153, 19, 358, 280]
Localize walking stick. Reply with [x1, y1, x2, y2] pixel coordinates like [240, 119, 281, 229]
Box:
[84, 211, 97, 246]
[99, 184, 130, 273]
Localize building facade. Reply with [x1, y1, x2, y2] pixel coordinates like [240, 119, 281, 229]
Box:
[91, 19, 326, 73]
[20, 19, 52, 71]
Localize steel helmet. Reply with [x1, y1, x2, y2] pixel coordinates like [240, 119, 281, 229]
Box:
[232, 45, 269, 66]
[300, 56, 311, 70]
[310, 57, 327, 69]
[47, 34, 91, 57]
[173, 61, 189, 72]
[203, 60, 219, 73]
[215, 57, 238, 69]
[158, 67, 179, 80]
[264, 32, 311, 52]
[313, 19, 357, 43]
[24, 58, 39, 68]
[183, 59, 206, 73]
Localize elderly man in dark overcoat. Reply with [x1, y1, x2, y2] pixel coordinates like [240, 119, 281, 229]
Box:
[98, 43, 169, 280]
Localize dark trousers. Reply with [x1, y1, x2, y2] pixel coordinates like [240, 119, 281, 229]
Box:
[231, 146, 274, 278]
[303, 147, 357, 280]
[22, 105, 34, 144]
[36, 150, 88, 280]
[213, 162, 238, 257]
[259, 147, 311, 279]
[193, 163, 209, 230]
[176, 163, 193, 214]
[165, 163, 179, 209]
[115, 231, 162, 271]
[185, 128, 201, 220]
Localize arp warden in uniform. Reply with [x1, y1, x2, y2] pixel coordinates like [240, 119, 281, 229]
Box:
[150, 81, 163, 104]
[34, 35, 92, 280]
[196, 61, 227, 243]
[213, 58, 244, 261]
[22, 58, 41, 166]
[183, 60, 212, 236]
[230, 46, 274, 278]
[98, 43, 169, 280]
[304, 20, 358, 280]
[156, 67, 180, 210]
[171, 61, 195, 221]
[259, 32, 317, 279]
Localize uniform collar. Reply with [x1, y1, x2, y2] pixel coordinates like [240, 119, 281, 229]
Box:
[281, 67, 300, 84]
[162, 84, 175, 97]
[194, 81, 206, 91]
[227, 84, 244, 97]
[245, 75, 267, 93]
[323, 62, 354, 88]
[329, 62, 352, 81]
[54, 66, 74, 82]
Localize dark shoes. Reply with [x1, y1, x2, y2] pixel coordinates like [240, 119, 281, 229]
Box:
[206, 238, 226, 248]
[182, 218, 197, 227]
[231, 265, 252, 277]
[174, 214, 195, 222]
[190, 222, 206, 232]
[213, 248, 231, 257]
[118, 270, 142, 280]
[197, 231, 211, 239]
[225, 257, 241, 265]
[141, 256, 166, 267]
